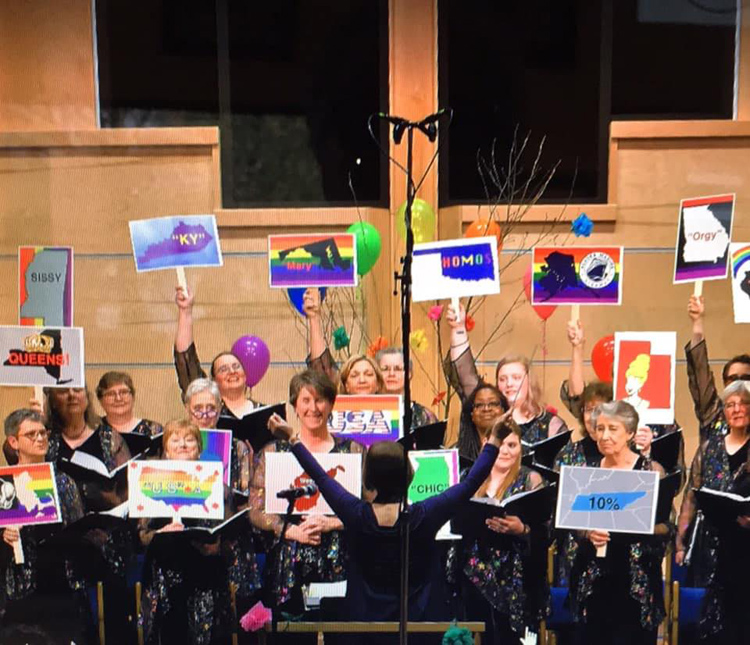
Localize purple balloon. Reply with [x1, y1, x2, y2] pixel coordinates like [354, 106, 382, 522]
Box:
[231, 335, 270, 388]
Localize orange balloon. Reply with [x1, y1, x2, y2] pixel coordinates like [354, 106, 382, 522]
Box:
[465, 218, 503, 254]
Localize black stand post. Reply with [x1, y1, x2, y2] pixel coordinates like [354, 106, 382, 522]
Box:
[269, 497, 297, 638]
[377, 109, 447, 645]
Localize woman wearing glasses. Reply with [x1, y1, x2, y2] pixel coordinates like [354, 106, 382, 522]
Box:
[446, 302, 567, 453]
[455, 383, 509, 462]
[183, 378, 261, 605]
[676, 381, 750, 640]
[376, 347, 438, 428]
[173, 285, 261, 419]
[96, 371, 163, 438]
[1, 408, 89, 644]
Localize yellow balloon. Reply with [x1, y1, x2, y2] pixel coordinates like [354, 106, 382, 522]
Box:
[395, 198, 436, 244]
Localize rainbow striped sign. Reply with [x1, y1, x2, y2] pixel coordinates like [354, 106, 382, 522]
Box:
[531, 246, 623, 306]
[268, 234, 357, 288]
[0, 463, 62, 528]
[730, 243, 750, 323]
[200, 429, 232, 486]
[128, 460, 224, 519]
[328, 394, 403, 447]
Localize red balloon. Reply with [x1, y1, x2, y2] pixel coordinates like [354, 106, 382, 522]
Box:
[591, 335, 615, 383]
[523, 265, 557, 321]
[465, 218, 503, 255]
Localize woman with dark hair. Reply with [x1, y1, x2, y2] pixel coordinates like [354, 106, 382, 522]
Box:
[456, 382, 508, 463]
[250, 369, 364, 611]
[139, 419, 236, 645]
[266, 404, 512, 641]
[173, 285, 261, 418]
[446, 302, 567, 448]
[570, 401, 669, 645]
[456, 419, 548, 645]
[96, 371, 162, 438]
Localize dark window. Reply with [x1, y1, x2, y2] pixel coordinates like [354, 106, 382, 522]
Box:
[438, 0, 735, 205]
[96, 0, 388, 206]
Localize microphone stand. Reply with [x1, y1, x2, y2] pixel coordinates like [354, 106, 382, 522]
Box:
[377, 110, 447, 645]
[269, 497, 296, 636]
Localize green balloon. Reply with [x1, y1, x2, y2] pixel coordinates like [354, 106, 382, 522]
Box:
[347, 221, 382, 276]
[396, 198, 436, 244]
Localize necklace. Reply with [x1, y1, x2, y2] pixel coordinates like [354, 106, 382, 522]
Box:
[65, 423, 88, 440]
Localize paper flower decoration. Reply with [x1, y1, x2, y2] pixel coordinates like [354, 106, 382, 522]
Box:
[546, 404, 558, 416]
[240, 601, 272, 632]
[432, 391, 447, 406]
[409, 329, 428, 353]
[571, 212, 593, 237]
[465, 314, 476, 332]
[428, 305, 444, 322]
[367, 335, 389, 357]
[333, 326, 350, 350]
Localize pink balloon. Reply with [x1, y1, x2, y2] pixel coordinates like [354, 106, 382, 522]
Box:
[231, 335, 270, 388]
[523, 265, 557, 321]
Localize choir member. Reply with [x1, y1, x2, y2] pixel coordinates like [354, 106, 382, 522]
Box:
[249, 370, 364, 611]
[676, 381, 750, 594]
[173, 285, 260, 418]
[456, 382, 508, 463]
[266, 400, 512, 643]
[446, 301, 567, 451]
[1, 409, 90, 644]
[376, 347, 439, 428]
[570, 401, 668, 645]
[139, 419, 236, 645]
[96, 371, 163, 437]
[456, 418, 548, 645]
[686, 294, 750, 435]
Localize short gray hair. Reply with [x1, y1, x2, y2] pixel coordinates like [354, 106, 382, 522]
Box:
[4, 409, 43, 438]
[590, 400, 639, 435]
[375, 347, 413, 373]
[720, 380, 750, 404]
[184, 378, 222, 409]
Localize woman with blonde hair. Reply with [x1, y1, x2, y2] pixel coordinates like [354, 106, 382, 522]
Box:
[456, 420, 548, 645]
[446, 301, 567, 446]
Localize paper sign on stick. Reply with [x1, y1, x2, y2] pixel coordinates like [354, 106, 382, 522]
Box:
[0, 463, 62, 528]
[408, 449, 461, 540]
[18, 247, 73, 327]
[730, 243, 750, 323]
[674, 194, 734, 283]
[0, 326, 84, 388]
[555, 465, 659, 534]
[200, 429, 233, 486]
[264, 452, 362, 515]
[613, 331, 676, 426]
[327, 394, 403, 447]
[129, 215, 223, 272]
[268, 234, 357, 288]
[411, 237, 500, 303]
[531, 246, 623, 306]
[128, 460, 225, 520]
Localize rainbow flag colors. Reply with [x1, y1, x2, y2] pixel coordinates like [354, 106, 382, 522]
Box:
[18, 246, 73, 327]
[730, 243, 750, 323]
[128, 460, 224, 519]
[200, 429, 232, 486]
[0, 463, 62, 528]
[531, 246, 623, 306]
[268, 234, 357, 288]
[328, 394, 402, 447]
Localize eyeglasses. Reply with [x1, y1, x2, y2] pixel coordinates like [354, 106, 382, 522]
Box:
[102, 388, 132, 401]
[474, 402, 503, 411]
[215, 362, 243, 376]
[725, 401, 750, 410]
[18, 429, 50, 441]
[190, 407, 219, 419]
[380, 365, 405, 373]
[725, 374, 750, 384]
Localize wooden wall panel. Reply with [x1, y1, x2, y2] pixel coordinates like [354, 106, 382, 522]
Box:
[0, 0, 96, 131]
